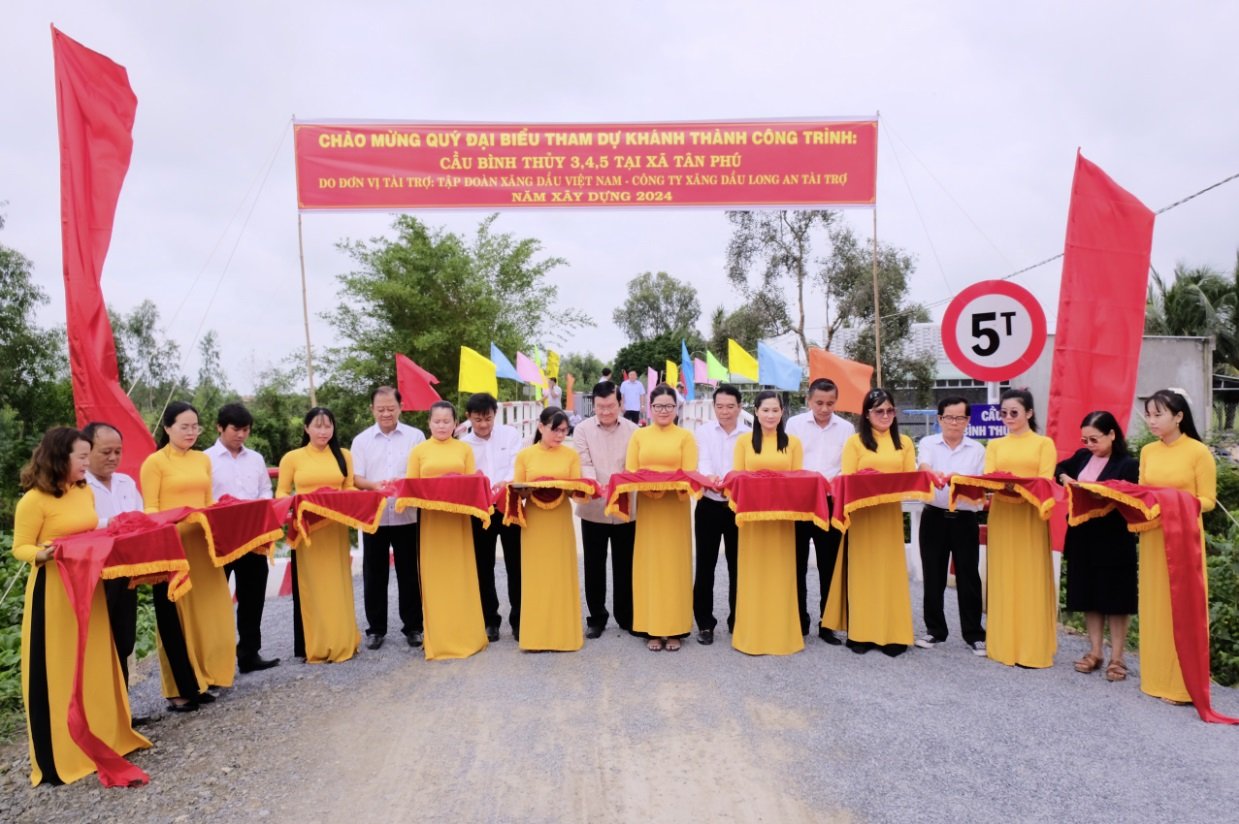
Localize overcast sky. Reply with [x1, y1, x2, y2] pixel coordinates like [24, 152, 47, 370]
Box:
[4, 2, 1237, 393]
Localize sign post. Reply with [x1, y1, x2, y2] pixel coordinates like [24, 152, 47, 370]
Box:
[941, 280, 1047, 383]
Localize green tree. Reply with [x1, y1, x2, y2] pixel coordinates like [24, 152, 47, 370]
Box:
[726, 210, 839, 356]
[611, 271, 701, 343]
[245, 363, 309, 464]
[559, 352, 606, 386]
[323, 214, 590, 436]
[823, 227, 934, 405]
[193, 330, 231, 415]
[615, 331, 706, 382]
[707, 304, 773, 354]
[110, 300, 185, 418]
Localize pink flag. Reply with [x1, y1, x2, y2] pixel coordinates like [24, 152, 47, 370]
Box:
[646, 367, 658, 416]
[516, 352, 547, 387]
[694, 357, 717, 387]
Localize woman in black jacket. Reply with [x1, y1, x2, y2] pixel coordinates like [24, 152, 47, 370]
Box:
[1055, 410, 1139, 682]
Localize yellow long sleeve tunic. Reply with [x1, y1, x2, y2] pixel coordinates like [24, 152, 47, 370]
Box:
[625, 423, 698, 637]
[827, 431, 917, 647]
[14, 485, 149, 786]
[141, 446, 235, 694]
[983, 429, 1058, 668]
[276, 444, 362, 663]
[1138, 435, 1217, 702]
[513, 444, 584, 652]
[406, 437, 488, 660]
[731, 434, 804, 655]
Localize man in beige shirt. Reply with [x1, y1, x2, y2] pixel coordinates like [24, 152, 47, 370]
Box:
[573, 380, 639, 637]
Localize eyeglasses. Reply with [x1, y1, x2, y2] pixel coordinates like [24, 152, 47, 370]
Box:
[939, 415, 968, 424]
[1081, 435, 1108, 445]
[998, 409, 1024, 418]
[651, 404, 676, 412]
[869, 408, 896, 417]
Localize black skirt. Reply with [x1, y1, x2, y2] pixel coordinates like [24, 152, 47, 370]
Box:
[1062, 511, 1137, 615]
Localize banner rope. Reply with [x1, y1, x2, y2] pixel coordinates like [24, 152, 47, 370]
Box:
[876, 168, 1239, 323]
[149, 120, 291, 433]
[880, 117, 953, 294]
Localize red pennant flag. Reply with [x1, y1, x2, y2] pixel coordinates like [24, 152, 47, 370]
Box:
[395, 353, 442, 411]
[807, 347, 873, 414]
[1045, 152, 1154, 550]
[53, 26, 156, 481]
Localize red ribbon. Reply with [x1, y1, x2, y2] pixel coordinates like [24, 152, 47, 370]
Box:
[602, 470, 717, 520]
[949, 472, 1061, 520]
[52, 515, 192, 787]
[1069, 480, 1238, 724]
[276, 488, 388, 547]
[720, 470, 832, 530]
[830, 470, 936, 532]
[390, 475, 495, 521]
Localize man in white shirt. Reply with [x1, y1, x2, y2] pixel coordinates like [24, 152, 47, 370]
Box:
[547, 377, 563, 409]
[83, 422, 144, 685]
[619, 370, 645, 424]
[786, 378, 855, 642]
[574, 380, 640, 636]
[350, 387, 426, 650]
[692, 384, 750, 645]
[206, 403, 280, 673]
[462, 393, 524, 642]
[915, 396, 987, 655]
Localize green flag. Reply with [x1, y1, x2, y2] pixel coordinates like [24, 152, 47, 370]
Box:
[706, 350, 729, 381]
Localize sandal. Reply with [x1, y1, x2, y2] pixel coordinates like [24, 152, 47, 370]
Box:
[1105, 660, 1128, 682]
[646, 637, 664, 652]
[1073, 652, 1103, 673]
[665, 638, 682, 652]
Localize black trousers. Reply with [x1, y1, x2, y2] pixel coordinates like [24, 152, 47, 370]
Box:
[152, 581, 202, 698]
[581, 519, 636, 631]
[693, 497, 738, 632]
[623, 410, 641, 424]
[473, 510, 522, 631]
[224, 552, 270, 661]
[795, 517, 843, 635]
[362, 523, 422, 638]
[919, 507, 985, 644]
[104, 577, 137, 685]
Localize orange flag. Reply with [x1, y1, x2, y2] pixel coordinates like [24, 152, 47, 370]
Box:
[565, 373, 576, 412]
[807, 347, 873, 414]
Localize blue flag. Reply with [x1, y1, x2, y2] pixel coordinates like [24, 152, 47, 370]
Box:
[680, 340, 695, 401]
[491, 343, 521, 382]
[757, 341, 803, 391]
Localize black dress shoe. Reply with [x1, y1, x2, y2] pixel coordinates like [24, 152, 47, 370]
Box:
[846, 639, 873, 655]
[166, 700, 198, 713]
[486, 625, 500, 643]
[880, 644, 908, 658]
[131, 714, 152, 727]
[585, 625, 604, 639]
[238, 654, 281, 673]
[366, 634, 385, 650]
[195, 691, 217, 704]
[697, 629, 714, 646]
[407, 631, 424, 648]
[819, 629, 843, 645]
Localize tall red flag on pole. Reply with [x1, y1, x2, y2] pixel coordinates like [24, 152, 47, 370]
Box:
[1046, 152, 1155, 457]
[53, 25, 156, 482]
[395, 354, 442, 411]
[1045, 152, 1154, 552]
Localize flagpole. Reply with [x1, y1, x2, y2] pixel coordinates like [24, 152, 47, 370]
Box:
[871, 110, 883, 387]
[297, 211, 318, 406]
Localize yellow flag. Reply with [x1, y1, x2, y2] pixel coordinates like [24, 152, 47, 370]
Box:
[665, 359, 678, 387]
[546, 349, 560, 380]
[728, 338, 759, 382]
[458, 346, 499, 396]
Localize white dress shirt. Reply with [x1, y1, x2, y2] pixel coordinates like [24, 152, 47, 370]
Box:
[619, 379, 645, 412]
[206, 439, 274, 502]
[85, 470, 142, 527]
[916, 432, 986, 511]
[694, 418, 752, 502]
[461, 423, 522, 485]
[785, 412, 855, 480]
[350, 422, 426, 526]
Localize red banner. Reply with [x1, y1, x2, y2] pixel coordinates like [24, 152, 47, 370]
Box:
[294, 119, 876, 210]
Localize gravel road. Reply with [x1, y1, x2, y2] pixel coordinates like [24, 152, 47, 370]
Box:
[2, 544, 1237, 824]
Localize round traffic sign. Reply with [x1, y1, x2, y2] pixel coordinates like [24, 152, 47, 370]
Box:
[941, 280, 1047, 382]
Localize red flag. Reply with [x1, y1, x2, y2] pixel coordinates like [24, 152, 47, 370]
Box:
[1047, 152, 1154, 457]
[395, 353, 442, 411]
[807, 347, 873, 414]
[1045, 153, 1154, 549]
[53, 26, 156, 480]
